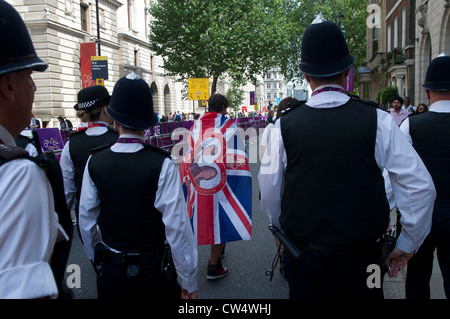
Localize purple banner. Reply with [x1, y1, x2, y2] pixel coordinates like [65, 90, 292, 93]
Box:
[250, 91, 255, 105]
[345, 65, 354, 92]
[35, 128, 64, 153]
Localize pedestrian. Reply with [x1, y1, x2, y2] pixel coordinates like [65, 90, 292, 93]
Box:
[0, 0, 69, 299]
[390, 96, 409, 126]
[79, 73, 198, 299]
[258, 18, 436, 299]
[60, 85, 118, 238]
[403, 96, 416, 114]
[260, 97, 298, 158]
[414, 103, 428, 115]
[400, 55, 450, 299]
[179, 93, 252, 280]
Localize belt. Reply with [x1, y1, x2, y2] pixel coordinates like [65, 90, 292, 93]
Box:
[103, 249, 161, 265]
[296, 241, 379, 254]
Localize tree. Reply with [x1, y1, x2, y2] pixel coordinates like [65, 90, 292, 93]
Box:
[280, 0, 367, 90]
[148, 0, 289, 95]
[226, 81, 245, 113]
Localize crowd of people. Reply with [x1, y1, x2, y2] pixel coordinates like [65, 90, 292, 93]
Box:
[388, 95, 429, 127]
[1, 0, 449, 301]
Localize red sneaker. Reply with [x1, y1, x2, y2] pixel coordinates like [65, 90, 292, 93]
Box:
[207, 259, 229, 280]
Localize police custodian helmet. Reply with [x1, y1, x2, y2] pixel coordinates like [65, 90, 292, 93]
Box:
[422, 54, 450, 92]
[107, 73, 159, 130]
[299, 16, 354, 78]
[0, 0, 48, 75]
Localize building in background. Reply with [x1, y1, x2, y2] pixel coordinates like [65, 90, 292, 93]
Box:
[360, 0, 416, 105]
[361, 0, 450, 108]
[7, 0, 263, 127]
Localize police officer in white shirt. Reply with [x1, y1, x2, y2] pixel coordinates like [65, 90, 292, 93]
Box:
[258, 17, 436, 299]
[60, 85, 118, 237]
[400, 55, 450, 299]
[0, 0, 66, 299]
[79, 74, 198, 299]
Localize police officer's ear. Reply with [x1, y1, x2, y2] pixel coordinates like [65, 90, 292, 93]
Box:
[0, 73, 17, 102]
[425, 89, 431, 101]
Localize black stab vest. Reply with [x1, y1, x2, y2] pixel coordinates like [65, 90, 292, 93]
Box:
[88, 145, 169, 253]
[279, 98, 389, 246]
[409, 111, 450, 200]
[69, 129, 119, 199]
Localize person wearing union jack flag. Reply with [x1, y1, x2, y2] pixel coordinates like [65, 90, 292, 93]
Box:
[180, 93, 252, 280]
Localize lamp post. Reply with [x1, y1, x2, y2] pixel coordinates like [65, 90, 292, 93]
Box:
[336, 9, 344, 29]
[95, 0, 101, 55]
[205, 30, 210, 78]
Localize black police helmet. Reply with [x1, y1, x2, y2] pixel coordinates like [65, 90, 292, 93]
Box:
[299, 19, 354, 78]
[107, 74, 158, 130]
[74, 85, 111, 111]
[0, 1, 48, 75]
[422, 55, 450, 91]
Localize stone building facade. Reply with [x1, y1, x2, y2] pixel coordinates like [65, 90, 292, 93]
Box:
[7, 0, 263, 127]
[361, 0, 450, 108]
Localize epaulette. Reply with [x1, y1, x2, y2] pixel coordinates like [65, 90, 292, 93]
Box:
[144, 143, 171, 157]
[347, 94, 387, 112]
[0, 145, 29, 166]
[90, 143, 114, 155]
[280, 100, 307, 117]
[68, 128, 87, 138]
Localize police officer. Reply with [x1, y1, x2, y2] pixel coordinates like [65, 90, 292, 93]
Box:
[0, 0, 67, 298]
[400, 55, 450, 299]
[79, 73, 198, 299]
[258, 18, 436, 299]
[60, 85, 118, 237]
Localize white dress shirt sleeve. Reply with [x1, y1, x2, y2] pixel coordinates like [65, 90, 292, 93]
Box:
[155, 158, 198, 293]
[60, 140, 77, 210]
[0, 159, 59, 299]
[78, 156, 102, 262]
[375, 110, 435, 253]
[258, 120, 286, 229]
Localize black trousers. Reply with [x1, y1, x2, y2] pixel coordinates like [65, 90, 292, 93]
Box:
[405, 200, 450, 299]
[283, 244, 384, 299]
[97, 262, 181, 299]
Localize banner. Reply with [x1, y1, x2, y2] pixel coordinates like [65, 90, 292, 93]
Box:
[345, 65, 354, 92]
[179, 112, 252, 245]
[80, 43, 96, 88]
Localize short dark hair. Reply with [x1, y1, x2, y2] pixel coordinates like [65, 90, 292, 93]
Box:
[276, 97, 298, 119]
[391, 96, 404, 104]
[208, 93, 229, 113]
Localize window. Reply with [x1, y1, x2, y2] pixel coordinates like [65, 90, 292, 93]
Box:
[393, 17, 398, 49]
[267, 83, 271, 89]
[267, 93, 271, 100]
[402, 9, 406, 48]
[80, 4, 88, 32]
[387, 25, 391, 52]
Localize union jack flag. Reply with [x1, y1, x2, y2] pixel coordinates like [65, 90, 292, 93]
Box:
[179, 112, 252, 245]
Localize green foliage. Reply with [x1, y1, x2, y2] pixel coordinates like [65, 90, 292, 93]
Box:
[280, 0, 367, 84]
[376, 86, 399, 107]
[226, 83, 245, 113]
[149, 0, 289, 94]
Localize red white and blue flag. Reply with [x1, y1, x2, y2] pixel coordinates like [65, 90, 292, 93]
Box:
[179, 112, 252, 245]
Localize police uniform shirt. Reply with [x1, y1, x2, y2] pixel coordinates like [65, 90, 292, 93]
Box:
[258, 85, 436, 254]
[400, 100, 450, 143]
[0, 125, 62, 299]
[60, 121, 112, 209]
[79, 134, 198, 293]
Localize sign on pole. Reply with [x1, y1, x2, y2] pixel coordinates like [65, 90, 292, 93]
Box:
[91, 56, 108, 80]
[188, 78, 209, 100]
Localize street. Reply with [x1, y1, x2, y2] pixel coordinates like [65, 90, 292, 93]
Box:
[63, 159, 290, 299]
[62, 141, 446, 300]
